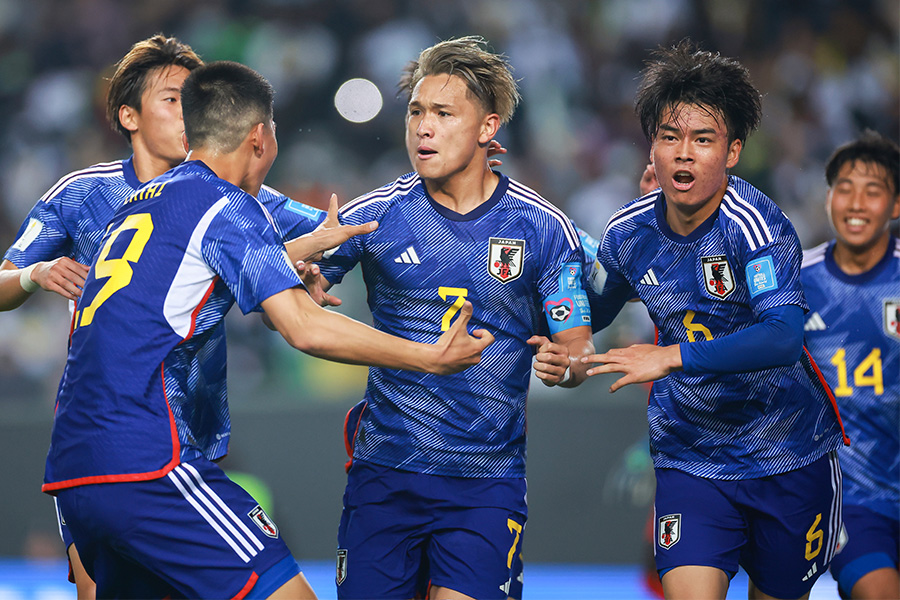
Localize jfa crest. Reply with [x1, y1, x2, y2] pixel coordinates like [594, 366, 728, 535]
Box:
[658, 513, 681, 549]
[884, 299, 900, 341]
[701, 255, 735, 299]
[336, 549, 348, 585]
[488, 237, 525, 283]
[248, 505, 278, 538]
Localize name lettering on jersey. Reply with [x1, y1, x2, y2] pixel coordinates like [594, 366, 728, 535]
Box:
[701, 255, 734, 299]
[746, 256, 778, 298]
[125, 182, 168, 205]
[488, 237, 525, 283]
[248, 505, 278, 538]
[658, 513, 681, 549]
[884, 299, 900, 341]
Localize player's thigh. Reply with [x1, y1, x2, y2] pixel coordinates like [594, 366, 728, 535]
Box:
[653, 468, 745, 577]
[427, 507, 526, 600]
[740, 451, 842, 599]
[336, 461, 430, 599]
[57, 458, 299, 599]
[829, 504, 899, 597]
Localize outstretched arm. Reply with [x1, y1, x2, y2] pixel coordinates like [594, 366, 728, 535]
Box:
[283, 194, 377, 266]
[261, 286, 493, 375]
[0, 258, 89, 311]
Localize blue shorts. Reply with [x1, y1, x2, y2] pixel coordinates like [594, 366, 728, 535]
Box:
[54, 497, 77, 584]
[55, 457, 300, 599]
[654, 451, 842, 599]
[336, 459, 527, 600]
[829, 504, 899, 596]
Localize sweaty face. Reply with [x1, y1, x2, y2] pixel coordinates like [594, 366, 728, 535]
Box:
[827, 160, 900, 252]
[405, 74, 494, 183]
[131, 64, 191, 170]
[650, 102, 742, 229]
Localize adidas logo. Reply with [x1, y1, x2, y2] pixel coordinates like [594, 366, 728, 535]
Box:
[640, 268, 659, 286]
[805, 312, 827, 331]
[394, 246, 421, 264]
[801, 562, 817, 581]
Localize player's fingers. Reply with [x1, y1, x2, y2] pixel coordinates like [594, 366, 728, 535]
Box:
[526, 335, 550, 347]
[470, 328, 494, 346]
[452, 301, 473, 329]
[323, 193, 340, 228]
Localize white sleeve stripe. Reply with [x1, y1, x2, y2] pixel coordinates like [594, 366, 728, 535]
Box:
[606, 196, 656, 232]
[163, 198, 228, 338]
[341, 174, 420, 218]
[507, 180, 579, 249]
[801, 242, 828, 268]
[721, 189, 774, 249]
[40, 163, 124, 202]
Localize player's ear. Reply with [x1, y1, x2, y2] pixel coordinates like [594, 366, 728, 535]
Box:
[479, 113, 501, 145]
[249, 122, 266, 157]
[182, 132, 189, 154]
[118, 105, 139, 134]
[725, 138, 742, 169]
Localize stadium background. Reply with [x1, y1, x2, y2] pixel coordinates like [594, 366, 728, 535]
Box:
[0, 0, 896, 595]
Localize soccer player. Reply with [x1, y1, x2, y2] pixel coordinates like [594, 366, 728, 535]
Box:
[0, 35, 329, 597]
[42, 60, 492, 599]
[801, 130, 899, 599]
[318, 36, 594, 599]
[538, 40, 849, 599]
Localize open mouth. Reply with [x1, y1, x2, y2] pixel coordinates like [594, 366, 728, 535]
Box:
[672, 171, 694, 190]
[417, 147, 437, 158]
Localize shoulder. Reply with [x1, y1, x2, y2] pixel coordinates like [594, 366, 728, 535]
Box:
[503, 176, 580, 248]
[340, 172, 422, 220]
[40, 160, 127, 203]
[719, 177, 790, 251]
[603, 191, 659, 238]
[801, 241, 830, 271]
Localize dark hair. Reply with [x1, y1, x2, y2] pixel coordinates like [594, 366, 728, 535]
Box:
[181, 61, 275, 153]
[106, 34, 202, 141]
[399, 35, 520, 125]
[825, 129, 899, 195]
[635, 39, 761, 144]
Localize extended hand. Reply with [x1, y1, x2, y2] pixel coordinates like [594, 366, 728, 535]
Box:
[527, 335, 570, 387]
[295, 260, 342, 307]
[284, 194, 378, 264]
[582, 343, 681, 393]
[487, 139, 507, 168]
[432, 301, 494, 375]
[31, 257, 89, 300]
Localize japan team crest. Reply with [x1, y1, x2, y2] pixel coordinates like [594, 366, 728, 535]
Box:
[701, 255, 735, 299]
[336, 549, 348, 585]
[248, 505, 278, 538]
[658, 513, 681, 549]
[488, 237, 525, 283]
[885, 299, 900, 341]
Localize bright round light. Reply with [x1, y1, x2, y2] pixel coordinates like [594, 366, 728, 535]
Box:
[334, 78, 383, 123]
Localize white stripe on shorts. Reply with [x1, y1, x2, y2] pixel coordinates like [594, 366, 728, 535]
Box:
[825, 451, 842, 564]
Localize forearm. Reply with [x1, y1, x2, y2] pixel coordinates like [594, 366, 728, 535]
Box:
[681, 304, 804, 375]
[0, 261, 33, 311]
[556, 326, 595, 388]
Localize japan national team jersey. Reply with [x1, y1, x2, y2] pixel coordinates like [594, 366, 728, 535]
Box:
[801, 237, 899, 519]
[43, 160, 303, 492]
[595, 176, 845, 479]
[319, 172, 590, 478]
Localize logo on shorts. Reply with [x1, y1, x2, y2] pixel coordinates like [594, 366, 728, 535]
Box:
[701, 255, 734, 299]
[248, 505, 278, 538]
[658, 513, 681, 549]
[884, 299, 900, 341]
[488, 237, 525, 283]
[336, 549, 348, 585]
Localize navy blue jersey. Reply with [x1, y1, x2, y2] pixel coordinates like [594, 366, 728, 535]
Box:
[595, 176, 845, 479]
[801, 237, 899, 519]
[43, 161, 303, 492]
[319, 172, 589, 478]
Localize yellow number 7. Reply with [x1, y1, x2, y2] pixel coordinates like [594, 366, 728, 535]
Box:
[438, 286, 468, 331]
[78, 213, 154, 328]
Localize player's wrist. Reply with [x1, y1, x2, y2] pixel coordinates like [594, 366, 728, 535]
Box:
[19, 264, 39, 293]
[558, 365, 572, 385]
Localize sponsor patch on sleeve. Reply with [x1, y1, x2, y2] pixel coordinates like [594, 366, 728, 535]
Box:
[11, 218, 43, 252]
[745, 256, 778, 297]
[543, 262, 591, 334]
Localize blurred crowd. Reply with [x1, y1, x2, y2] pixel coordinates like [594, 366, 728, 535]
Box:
[0, 0, 896, 407]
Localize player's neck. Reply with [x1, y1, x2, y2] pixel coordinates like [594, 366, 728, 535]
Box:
[132, 149, 182, 184]
[190, 147, 262, 197]
[832, 233, 891, 275]
[423, 164, 498, 215]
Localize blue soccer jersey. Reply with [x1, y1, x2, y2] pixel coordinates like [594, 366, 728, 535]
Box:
[594, 176, 846, 479]
[801, 237, 899, 519]
[319, 172, 590, 479]
[43, 160, 303, 492]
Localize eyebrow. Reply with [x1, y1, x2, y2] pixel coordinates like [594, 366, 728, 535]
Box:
[659, 124, 718, 135]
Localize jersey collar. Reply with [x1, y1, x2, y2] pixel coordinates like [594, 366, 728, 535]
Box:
[824, 235, 897, 284]
[423, 171, 509, 222]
